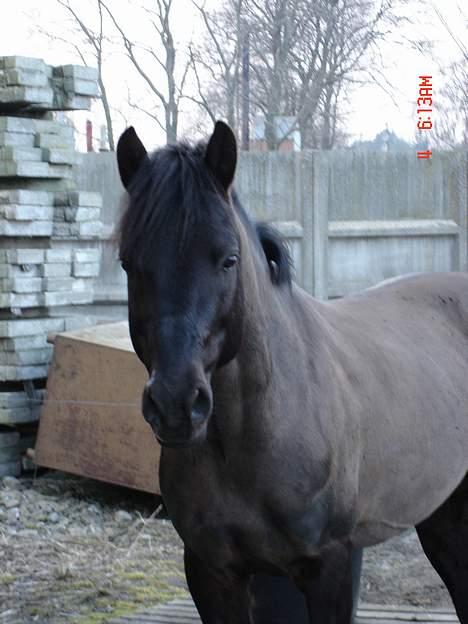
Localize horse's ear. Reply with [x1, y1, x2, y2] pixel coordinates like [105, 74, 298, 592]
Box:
[117, 127, 148, 190]
[205, 120, 237, 191]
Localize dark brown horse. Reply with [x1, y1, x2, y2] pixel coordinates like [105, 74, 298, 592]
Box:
[117, 121, 468, 624]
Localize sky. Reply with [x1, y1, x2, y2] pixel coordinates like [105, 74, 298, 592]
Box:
[1, 0, 466, 149]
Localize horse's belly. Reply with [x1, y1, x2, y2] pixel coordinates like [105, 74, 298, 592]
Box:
[353, 429, 468, 547]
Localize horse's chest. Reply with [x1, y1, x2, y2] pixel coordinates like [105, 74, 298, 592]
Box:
[161, 455, 338, 572]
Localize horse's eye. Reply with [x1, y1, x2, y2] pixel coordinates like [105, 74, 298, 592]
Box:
[222, 255, 238, 270]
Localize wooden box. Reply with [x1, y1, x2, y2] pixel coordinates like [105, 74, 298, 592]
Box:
[35, 322, 160, 494]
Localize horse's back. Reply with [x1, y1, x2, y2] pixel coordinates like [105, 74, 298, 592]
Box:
[320, 272, 468, 545]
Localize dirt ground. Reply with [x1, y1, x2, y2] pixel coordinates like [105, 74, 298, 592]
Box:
[0, 471, 451, 623]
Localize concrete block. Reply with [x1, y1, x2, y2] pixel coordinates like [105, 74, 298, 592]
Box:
[2, 249, 44, 264]
[0, 335, 47, 352]
[44, 248, 71, 263]
[0, 404, 40, 424]
[72, 262, 100, 278]
[3, 68, 49, 88]
[1, 204, 54, 221]
[78, 221, 103, 238]
[70, 290, 94, 304]
[42, 277, 74, 291]
[0, 160, 50, 177]
[0, 264, 41, 279]
[0, 292, 42, 308]
[63, 77, 99, 97]
[34, 132, 74, 149]
[65, 207, 100, 222]
[0, 117, 37, 134]
[54, 64, 98, 81]
[73, 249, 100, 263]
[52, 223, 73, 237]
[0, 428, 20, 445]
[61, 94, 92, 111]
[42, 147, 76, 165]
[0, 132, 35, 148]
[43, 291, 73, 306]
[0, 147, 42, 161]
[0, 364, 48, 381]
[1, 277, 43, 293]
[0, 221, 53, 236]
[0, 85, 54, 107]
[0, 317, 64, 338]
[40, 263, 71, 277]
[0, 189, 53, 205]
[0, 461, 21, 477]
[0, 347, 52, 366]
[47, 163, 73, 178]
[68, 191, 102, 207]
[0, 447, 20, 462]
[2, 56, 48, 73]
[0, 391, 28, 408]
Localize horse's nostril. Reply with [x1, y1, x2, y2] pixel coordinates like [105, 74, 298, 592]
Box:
[191, 386, 212, 422]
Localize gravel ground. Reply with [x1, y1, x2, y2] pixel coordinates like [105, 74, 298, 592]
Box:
[0, 472, 452, 623]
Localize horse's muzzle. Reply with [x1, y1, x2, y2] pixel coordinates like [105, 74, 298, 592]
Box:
[141, 376, 212, 447]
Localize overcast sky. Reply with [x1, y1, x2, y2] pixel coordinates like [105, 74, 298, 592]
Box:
[1, 0, 466, 149]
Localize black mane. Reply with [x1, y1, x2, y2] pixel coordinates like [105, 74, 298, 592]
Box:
[255, 222, 293, 287]
[118, 139, 292, 287]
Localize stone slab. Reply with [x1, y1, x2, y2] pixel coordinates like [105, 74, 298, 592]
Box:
[35, 133, 74, 149]
[0, 334, 48, 351]
[0, 160, 51, 177]
[0, 364, 49, 381]
[0, 347, 52, 366]
[0, 292, 42, 308]
[2, 68, 49, 88]
[0, 131, 35, 147]
[0, 146, 43, 161]
[73, 249, 101, 263]
[0, 249, 44, 264]
[44, 249, 72, 263]
[0, 429, 20, 447]
[72, 262, 100, 278]
[0, 317, 65, 338]
[40, 263, 71, 277]
[1, 277, 43, 293]
[1, 204, 54, 221]
[1, 56, 48, 73]
[42, 147, 76, 165]
[43, 276, 74, 291]
[0, 85, 54, 107]
[54, 64, 98, 81]
[0, 189, 53, 205]
[63, 77, 99, 97]
[0, 461, 21, 477]
[0, 220, 53, 236]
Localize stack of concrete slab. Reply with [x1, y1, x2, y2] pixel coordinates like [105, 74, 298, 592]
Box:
[0, 56, 102, 476]
[0, 56, 98, 112]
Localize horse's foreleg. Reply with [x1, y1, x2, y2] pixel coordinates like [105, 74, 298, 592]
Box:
[184, 546, 253, 624]
[293, 543, 354, 624]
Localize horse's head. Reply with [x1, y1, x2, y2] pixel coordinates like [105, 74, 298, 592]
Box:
[117, 122, 244, 448]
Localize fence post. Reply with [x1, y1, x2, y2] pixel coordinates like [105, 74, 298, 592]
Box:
[458, 151, 468, 272]
[312, 151, 329, 300]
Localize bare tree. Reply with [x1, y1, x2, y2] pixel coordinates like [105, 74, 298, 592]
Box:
[102, 0, 190, 144]
[194, 0, 408, 150]
[189, 0, 245, 132]
[53, 0, 116, 150]
[431, 4, 468, 148]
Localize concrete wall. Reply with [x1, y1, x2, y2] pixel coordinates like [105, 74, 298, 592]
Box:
[75, 149, 468, 303]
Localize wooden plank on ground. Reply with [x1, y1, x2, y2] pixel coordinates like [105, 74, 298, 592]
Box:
[108, 599, 459, 624]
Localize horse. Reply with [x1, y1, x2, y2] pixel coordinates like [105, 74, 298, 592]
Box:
[116, 120, 468, 624]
